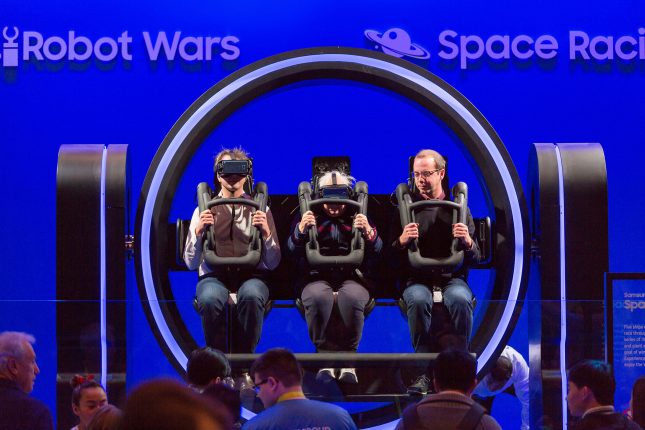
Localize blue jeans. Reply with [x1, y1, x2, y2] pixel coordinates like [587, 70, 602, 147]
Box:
[195, 277, 269, 353]
[402, 278, 473, 352]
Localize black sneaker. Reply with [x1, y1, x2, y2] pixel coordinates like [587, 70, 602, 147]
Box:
[407, 374, 431, 396]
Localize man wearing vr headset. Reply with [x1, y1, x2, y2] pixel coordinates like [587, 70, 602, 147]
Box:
[184, 148, 280, 354]
[391, 149, 481, 395]
[287, 171, 382, 384]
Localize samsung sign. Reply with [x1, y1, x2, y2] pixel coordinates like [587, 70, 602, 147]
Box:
[3, 25, 644, 72]
[1, 27, 240, 67]
[366, 27, 645, 69]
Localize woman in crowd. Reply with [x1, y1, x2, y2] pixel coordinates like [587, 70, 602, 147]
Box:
[70, 375, 107, 430]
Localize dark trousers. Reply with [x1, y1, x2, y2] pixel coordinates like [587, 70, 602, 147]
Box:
[402, 278, 473, 353]
[301, 279, 370, 352]
[195, 276, 269, 353]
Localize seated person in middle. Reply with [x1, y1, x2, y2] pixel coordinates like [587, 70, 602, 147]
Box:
[287, 171, 383, 384]
[184, 147, 280, 353]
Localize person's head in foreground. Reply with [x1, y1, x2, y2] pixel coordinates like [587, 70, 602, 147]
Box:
[0, 331, 40, 394]
[433, 349, 477, 395]
[186, 346, 231, 391]
[70, 375, 108, 430]
[86, 404, 122, 430]
[122, 379, 232, 430]
[249, 348, 304, 408]
[567, 360, 615, 417]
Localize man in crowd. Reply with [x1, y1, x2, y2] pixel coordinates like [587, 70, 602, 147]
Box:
[567, 360, 642, 430]
[395, 349, 502, 430]
[186, 346, 233, 392]
[243, 348, 357, 430]
[473, 345, 530, 429]
[186, 347, 242, 428]
[0, 331, 53, 430]
[391, 149, 480, 395]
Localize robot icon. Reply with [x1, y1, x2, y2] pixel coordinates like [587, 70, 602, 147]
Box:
[3, 27, 19, 67]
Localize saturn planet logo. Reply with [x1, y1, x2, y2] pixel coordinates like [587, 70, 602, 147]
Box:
[364, 27, 430, 59]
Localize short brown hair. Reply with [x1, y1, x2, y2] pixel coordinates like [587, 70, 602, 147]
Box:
[415, 149, 446, 170]
[214, 147, 249, 167]
[249, 348, 303, 388]
[86, 405, 122, 430]
[122, 379, 230, 430]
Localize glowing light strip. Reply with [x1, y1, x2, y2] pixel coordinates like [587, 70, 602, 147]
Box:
[139, 52, 526, 427]
[363, 419, 400, 430]
[240, 409, 255, 421]
[100, 146, 108, 389]
[555, 144, 568, 429]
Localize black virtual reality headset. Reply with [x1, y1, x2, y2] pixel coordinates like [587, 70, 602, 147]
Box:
[215, 159, 252, 177]
[315, 171, 353, 199]
[319, 184, 353, 199]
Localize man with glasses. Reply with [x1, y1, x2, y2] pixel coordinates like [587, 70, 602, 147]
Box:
[391, 149, 481, 395]
[0, 331, 53, 430]
[243, 348, 357, 430]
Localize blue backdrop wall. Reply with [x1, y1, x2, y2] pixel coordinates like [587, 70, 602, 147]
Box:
[1, 0, 644, 426]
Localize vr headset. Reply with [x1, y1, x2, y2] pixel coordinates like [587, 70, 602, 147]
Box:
[319, 184, 353, 199]
[215, 159, 252, 177]
[314, 172, 354, 199]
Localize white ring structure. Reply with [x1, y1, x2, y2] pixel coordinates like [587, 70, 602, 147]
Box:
[139, 52, 526, 428]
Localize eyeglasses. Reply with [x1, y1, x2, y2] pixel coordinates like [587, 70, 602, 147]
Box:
[413, 169, 442, 179]
[253, 378, 269, 392]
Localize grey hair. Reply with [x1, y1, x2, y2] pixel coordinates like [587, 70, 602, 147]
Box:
[0, 332, 36, 366]
[318, 170, 355, 188]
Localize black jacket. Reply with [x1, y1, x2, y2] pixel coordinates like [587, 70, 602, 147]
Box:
[570, 411, 643, 430]
[0, 379, 53, 430]
[389, 192, 480, 287]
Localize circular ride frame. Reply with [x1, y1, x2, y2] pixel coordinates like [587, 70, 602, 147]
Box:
[135, 46, 530, 427]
